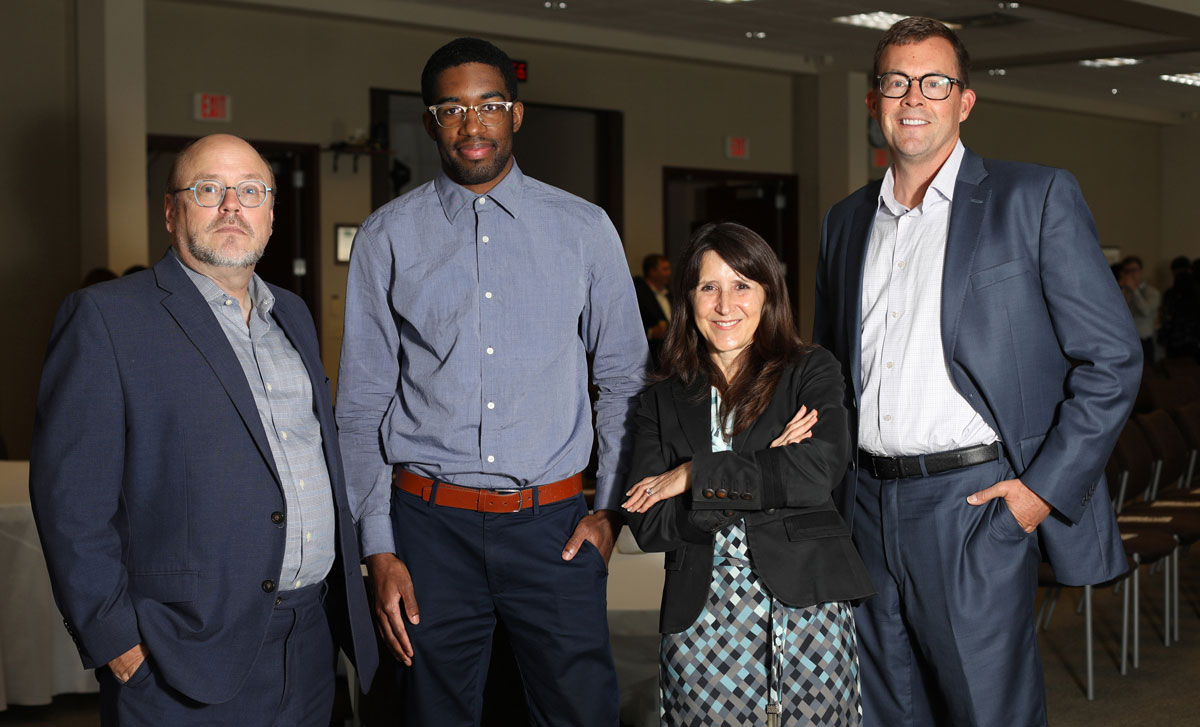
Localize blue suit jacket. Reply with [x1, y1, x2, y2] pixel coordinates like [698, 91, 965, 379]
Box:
[30, 254, 378, 703]
[813, 147, 1141, 586]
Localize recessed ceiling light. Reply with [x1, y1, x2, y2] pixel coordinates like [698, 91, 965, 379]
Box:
[1079, 57, 1142, 68]
[987, 69, 1007, 76]
[1162, 73, 1200, 87]
[745, 31, 767, 39]
[832, 12, 961, 31]
[997, 2, 1020, 8]
[543, 1, 566, 8]
[1111, 88, 1119, 95]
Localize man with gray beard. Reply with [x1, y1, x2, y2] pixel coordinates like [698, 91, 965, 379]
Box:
[30, 134, 376, 726]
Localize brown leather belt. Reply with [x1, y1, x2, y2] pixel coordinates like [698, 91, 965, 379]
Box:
[394, 469, 582, 513]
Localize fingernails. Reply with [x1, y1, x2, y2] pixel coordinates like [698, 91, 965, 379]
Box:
[967, 494, 979, 504]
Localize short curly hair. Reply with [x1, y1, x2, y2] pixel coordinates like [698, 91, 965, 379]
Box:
[421, 37, 519, 106]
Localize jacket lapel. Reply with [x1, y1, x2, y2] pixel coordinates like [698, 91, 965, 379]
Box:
[844, 190, 878, 402]
[155, 256, 282, 487]
[941, 148, 990, 367]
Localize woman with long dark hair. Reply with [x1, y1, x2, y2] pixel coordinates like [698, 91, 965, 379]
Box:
[623, 222, 873, 726]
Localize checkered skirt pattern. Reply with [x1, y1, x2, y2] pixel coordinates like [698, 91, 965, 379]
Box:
[660, 522, 861, 726]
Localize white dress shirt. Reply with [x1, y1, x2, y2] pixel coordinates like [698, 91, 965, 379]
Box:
[859, 141, 998, 456]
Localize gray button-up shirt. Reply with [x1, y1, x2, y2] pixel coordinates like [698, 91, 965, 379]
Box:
[337, 162, 648, 558]
[175, 251, 335, 590]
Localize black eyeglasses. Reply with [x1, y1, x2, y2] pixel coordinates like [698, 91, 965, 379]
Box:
[876, 73, 963, 100]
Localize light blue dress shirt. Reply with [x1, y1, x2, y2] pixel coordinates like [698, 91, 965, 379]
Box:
[336, 162, 648, 557]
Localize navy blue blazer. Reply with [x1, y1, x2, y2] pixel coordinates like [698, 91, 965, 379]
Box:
[813, 148, 1141, 586]
[30, 254, 378, 704]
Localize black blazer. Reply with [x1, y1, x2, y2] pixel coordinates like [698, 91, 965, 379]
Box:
[624, 346, 874, 634]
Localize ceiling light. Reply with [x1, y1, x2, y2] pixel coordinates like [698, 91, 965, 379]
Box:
[1162, 73, 1200, 87]
[745, 31, 767, 39]
[988, 68, 1007, 76]
[997, 2, 1020, 8]
[543, 1, 566, 8]
[832, 12, 961, 31]
[709, 0, 756, 3]
[1079, 57, 1142, 68]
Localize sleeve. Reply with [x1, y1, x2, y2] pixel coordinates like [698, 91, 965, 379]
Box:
[335, 222, 402, 558]
[689, 349, 851, 513]
[29, 292, 141, 669]
[811, 208, 836, 349]
[621, 388, 714, 553]
[1019, 170, 1142, 522]
[581, 211, 650, 511]
[1128, 283, 1160, 319]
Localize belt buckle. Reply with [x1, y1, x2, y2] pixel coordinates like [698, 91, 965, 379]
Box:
[492, 488, 525, 513]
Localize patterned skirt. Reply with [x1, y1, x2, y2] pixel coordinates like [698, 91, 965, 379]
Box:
[660, 522, 861, 727]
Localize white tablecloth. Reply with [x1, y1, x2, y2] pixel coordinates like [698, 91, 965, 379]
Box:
[0, 461, 97, 709]
[607, 528, 664, 727]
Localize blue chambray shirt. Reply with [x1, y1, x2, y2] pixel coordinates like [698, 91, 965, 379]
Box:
[174, 250, 336, 590]
[336, 162, 648, 558]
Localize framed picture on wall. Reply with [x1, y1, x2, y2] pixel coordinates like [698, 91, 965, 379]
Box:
[335, 224, 358, 264]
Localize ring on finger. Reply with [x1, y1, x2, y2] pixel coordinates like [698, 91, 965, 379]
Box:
[645, 486, 654, 495]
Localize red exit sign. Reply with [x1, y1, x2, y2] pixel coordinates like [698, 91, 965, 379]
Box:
[512, 60, 528, 82]
[725, 136, 750, 159]
[193, 92, 232, 122]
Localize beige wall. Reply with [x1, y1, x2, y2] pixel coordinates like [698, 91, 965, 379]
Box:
[144, 0, 795, 377]
[1160, 122, 1200, 284]
[1, 0, 79, 458]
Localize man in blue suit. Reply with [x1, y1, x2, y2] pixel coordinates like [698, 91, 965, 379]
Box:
[813, 18, 1140, 727]
[30, 134, 377, 725]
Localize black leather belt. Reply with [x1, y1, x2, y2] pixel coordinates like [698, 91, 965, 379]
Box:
[860, 442, 999, 480]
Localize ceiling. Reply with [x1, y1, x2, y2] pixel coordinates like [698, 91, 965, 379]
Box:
[381, 0, 1200, 122]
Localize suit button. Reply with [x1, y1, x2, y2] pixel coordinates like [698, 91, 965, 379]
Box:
[703, 489, 714, 498]
[275, 597, 282, 606]
[723, 510, 734, 517]
[262, 580, 276, 593]
[271, 511, 284, 525]
[741, 493, 752, 501]
[716, 489, 728, 499]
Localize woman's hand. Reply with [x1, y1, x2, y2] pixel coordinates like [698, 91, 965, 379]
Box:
[770, 405, 818, 447]
[622, 462, 692, 513]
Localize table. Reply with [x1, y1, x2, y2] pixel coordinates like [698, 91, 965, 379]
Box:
[607, 528, 665, 727]
[0, 461, 97, 710]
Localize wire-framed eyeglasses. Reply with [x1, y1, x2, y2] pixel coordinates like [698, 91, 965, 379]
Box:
[173, 180, 274, 208]
[876, 72, 963, 100]
[427, 101, 515, 128]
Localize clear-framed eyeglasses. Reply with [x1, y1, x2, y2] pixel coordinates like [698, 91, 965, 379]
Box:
[876, 72, 963, 100]
[427, 101, 515, 128]
[173, 180, 274, 208]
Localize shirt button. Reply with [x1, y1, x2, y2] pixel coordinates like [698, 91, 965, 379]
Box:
[897, 260, 905, 269]
[305, 532, 312, 542]
[280, 431, 288, 440]
[266, 383, 273, 391]
[262, 580, 276, 593]
[477, 197, 487, 205]
[892, 311, 900, 319]
[883, 414, 893, 422]
[224, 299, 233, 306]
[271, 511, 284, 524]
[487, 401, 495, 410]
[886, 361, 894, 368]
[485, 291, 493, 299]
[481, 235, 490, 243]
[294, 580, 303, 588]
[486, 347, 494, 355]
[487, 455, 495, 463]
[298, 479, 305, 490]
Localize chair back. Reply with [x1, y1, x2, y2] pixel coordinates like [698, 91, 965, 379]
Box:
[1111, 420, 1159, 509]
[1135, 410, 1190, 493]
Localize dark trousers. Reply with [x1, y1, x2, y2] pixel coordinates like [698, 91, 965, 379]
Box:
[99, 582, 335, 727]
[852, 454, 1046, 727]
[391, 489, 619, 727]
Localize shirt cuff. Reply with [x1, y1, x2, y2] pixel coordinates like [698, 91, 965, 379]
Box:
[357, 513, 396, 560]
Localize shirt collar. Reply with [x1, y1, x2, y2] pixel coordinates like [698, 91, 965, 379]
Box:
[170, 246, 275, 319]
[878, 139, 965, 215]
[434, 159, 525, 224]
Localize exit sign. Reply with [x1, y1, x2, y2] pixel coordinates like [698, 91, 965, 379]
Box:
[193, 93, 232, 122]
[513, 60, 528, 82]
[725, 136, 750, 159]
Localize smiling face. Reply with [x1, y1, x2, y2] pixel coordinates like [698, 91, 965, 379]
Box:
[691, 250, 765, 377]
[424, 62, 524, 194]
[867, 37, 975, 171]
[165, 134, 274, 272]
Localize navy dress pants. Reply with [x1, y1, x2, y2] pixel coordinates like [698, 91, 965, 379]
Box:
[391, 489, 619, 727]
[99, 582, 336, 726]
[852, 454, 1047, 727]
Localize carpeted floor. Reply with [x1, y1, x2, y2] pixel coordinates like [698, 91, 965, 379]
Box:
[4, 552, 1199, 726]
